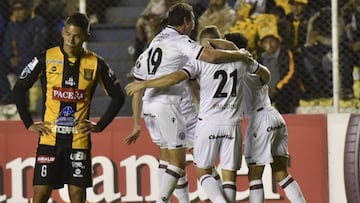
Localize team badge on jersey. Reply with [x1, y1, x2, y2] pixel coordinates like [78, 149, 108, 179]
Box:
[84, 69, 94, 80]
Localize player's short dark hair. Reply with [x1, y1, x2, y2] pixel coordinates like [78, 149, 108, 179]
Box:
[167, 3, 193, 26]
[65, 12, 90, 33]
[198, 25, 221, 40]
[224, 32, 248, 49]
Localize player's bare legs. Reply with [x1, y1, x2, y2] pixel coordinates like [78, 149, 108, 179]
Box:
[196, 167, 227, 203]
[32, 185, 52, 203]
[68, 185, 86, 203]
[271, 156, 306, 203]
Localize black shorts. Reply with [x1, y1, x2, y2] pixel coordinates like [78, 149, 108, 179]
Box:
[33, 144, 92, 189]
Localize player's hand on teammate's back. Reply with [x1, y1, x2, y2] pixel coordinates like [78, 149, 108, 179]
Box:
[28, 121, 52, 135]
[125, 81, 145, 96]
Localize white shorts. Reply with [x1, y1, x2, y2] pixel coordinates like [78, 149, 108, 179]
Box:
[244, 108, 289, 166]
[142, 101, 187, 149]
[193, 120, 242, 171]
[184, 111, 197, 148]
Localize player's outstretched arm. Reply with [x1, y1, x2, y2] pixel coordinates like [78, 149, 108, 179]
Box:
[125, 70, 189, 96]
[199, 43, 252, 64]
[208, 39, 238, 50]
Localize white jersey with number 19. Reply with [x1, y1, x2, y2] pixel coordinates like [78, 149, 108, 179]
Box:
[133, 26, 204, 105]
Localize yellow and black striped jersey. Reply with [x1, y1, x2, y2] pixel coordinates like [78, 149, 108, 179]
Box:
[13, 46, 125, 149]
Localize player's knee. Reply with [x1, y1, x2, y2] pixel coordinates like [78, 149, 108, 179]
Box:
[247, 165, 264, 181]
[221, 169, 237, 182]
[33, 186, 52, 203]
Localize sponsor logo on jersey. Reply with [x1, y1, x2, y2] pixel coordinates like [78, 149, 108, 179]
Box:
[107, 68, 115, 78]
[65, 76, 76, 86]
[56, 106, 76, 127]
[37, 156, 55, 163]
[46, 59, 63, 64]
[53, 87, 85, 102]
[48, 66, 60, 75]
[84, 69, 94, 80]
[19, 57, 39, 79]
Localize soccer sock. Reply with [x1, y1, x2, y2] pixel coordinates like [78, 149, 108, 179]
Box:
[223, 181, 236, 203]
[157, 164, 185, 203]
[278, 175, 306, 203]
[158, 160, 169, 198]
[157, 159, 169, 202]
[199, 174, 227, 203]
[249, 179, 264, 203]
[212, 168, 223, 188]
[174, 175, 189, 203]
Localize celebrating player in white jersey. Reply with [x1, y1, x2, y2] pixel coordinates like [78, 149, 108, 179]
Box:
[124, 3, 252, 203]
[238, 35, 306, 203]
[125, 27, 267, 203]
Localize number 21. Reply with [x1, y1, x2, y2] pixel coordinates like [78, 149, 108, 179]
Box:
[213, 69, 237, 98]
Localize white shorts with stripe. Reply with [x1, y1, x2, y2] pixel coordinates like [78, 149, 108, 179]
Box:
[193, 120, 242, 171]
[244, 107, 289, 166]
[142, 101, 187, 149]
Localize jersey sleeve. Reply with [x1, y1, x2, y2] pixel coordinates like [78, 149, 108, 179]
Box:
[96, 58, 125, 131]
[132, 53, 147, 81]
[13, 53, 46, 129]
[17, 53, 46, 88]
[247, 59, 260, 74]
[182, 60, 199, 79]
[177, 36, 204, 60]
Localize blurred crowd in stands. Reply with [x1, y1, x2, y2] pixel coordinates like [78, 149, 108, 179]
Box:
[0, 0, 359, 119]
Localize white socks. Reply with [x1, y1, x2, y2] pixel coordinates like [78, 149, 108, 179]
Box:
[223, 181, 236, 203]
[174, 175, 189, 203]
[212, 168, 222, 188]
[278, 175, 306, 203]
[249, 179, 264, 203]
[199, 174, 227, 203]
[157, 164, 185, 203]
